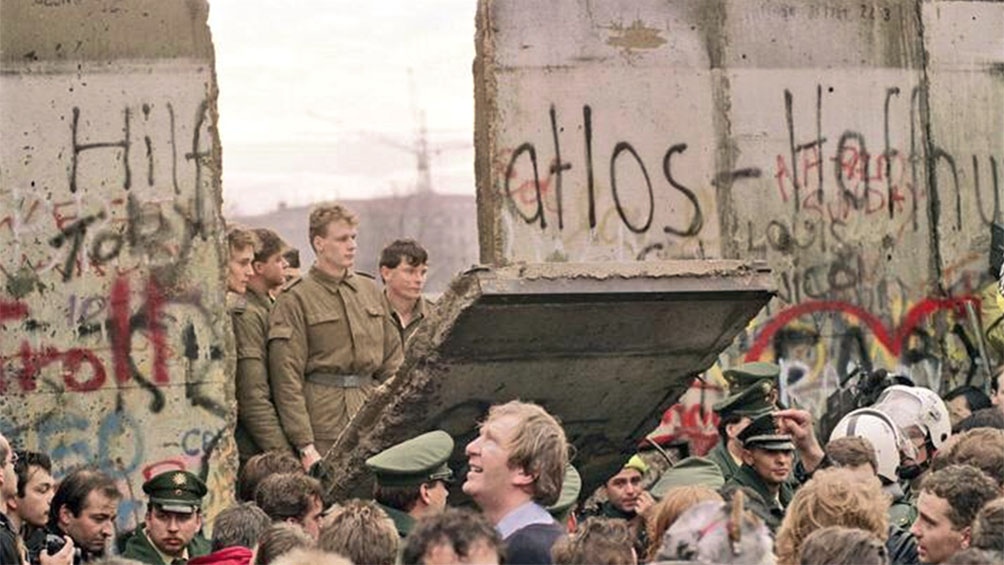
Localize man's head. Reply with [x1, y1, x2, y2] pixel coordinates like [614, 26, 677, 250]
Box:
[971, 497, 1004, 553]
[379, 239, 429, 303]
[944, 386, 993, 428]
[254, 522, 314, 565]
[826, 436, 880, 483]
[251, 228, 289, 292]
[712, 380, 776, 450]
[255, 472, 324, 540]
[797, 526, 889, 565]
[0, 435, 17, 505]
[211, 502, 271, 552]
[50, 468, 121, 555]
[318, 500, 398, 565]
[142, 470, 208, 557]
[910, 464, 999, 564]
[738, 413, 795, 486]
[368, 430, 453, 518]
[309, 204, 359, 275]
[991, 367, 1004, 415]
[237, 450, 303, 503]
[400, 507, 502, 565]
[10, 450, 54, 528]
[282, 247, 301, 283]
[463, 401, 568, 516]
[227, 227, 257, 294]
[930, 428, 1004, 492]
[552, 517, 636, 565]
[775, 468, 889, 565]
[604, 455, 648, 515]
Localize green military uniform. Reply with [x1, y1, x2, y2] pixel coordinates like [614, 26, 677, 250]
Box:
[722, 361, 781, 393]
[268, 266, 403, 457]
[708, 380, 776, 482]
[385, 293, 437, 348]
[887, 482, 918, 530]
[650, 456, 724, 498]
[231, 286, 293, 463]
[366, 430, 455, 538]
[120, 471, 210, 565]
[724, 412, 796, 533]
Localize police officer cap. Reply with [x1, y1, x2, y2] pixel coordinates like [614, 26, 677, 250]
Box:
[723, 362, 779, 391]
[712, 380, 775, 418]
[547, 464, 581, 518]
[366, 430, 454, 487]
[650, 457, 725, 498]
[142, 470, 207, 514]
[738, 412, 794, 451]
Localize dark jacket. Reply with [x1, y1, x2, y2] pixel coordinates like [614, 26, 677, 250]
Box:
[706, 441, 741, 483]
[505, 523, 566, 565]
[119, 525, 210, 564]
[377, 503, 415, 538]
[0, 513, 24, 565]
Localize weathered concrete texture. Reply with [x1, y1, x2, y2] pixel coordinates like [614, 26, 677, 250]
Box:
[0, 0, 232, 531]
[323, 261, 773, 501]
[476, 0, 1004, 416]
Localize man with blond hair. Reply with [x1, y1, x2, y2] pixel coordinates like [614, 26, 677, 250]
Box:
[463, 400, 569, 564]
[268, 203, 403, 470]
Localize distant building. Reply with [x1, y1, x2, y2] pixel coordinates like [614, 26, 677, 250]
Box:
[230, 193, 479, 295]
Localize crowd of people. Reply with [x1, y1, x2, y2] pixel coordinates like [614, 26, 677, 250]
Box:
[1, 201, 1003, 564]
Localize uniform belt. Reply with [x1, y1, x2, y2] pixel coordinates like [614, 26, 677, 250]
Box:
[305, 373, 374, 388]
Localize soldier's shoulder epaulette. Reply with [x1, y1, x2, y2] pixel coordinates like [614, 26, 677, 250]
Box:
[355, 271, 376, 280]
[226, 291, 247, 313]
[280, 276, 304, 292]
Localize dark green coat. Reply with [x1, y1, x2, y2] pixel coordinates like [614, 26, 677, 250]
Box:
[706, 442, 741, 483]
[726, 464, 794, 532]
[119, 525, 210, 564]
[378, 503, 416, 538]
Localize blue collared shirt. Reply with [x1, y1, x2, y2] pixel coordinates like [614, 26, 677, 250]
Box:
[496, 501, 556, 540]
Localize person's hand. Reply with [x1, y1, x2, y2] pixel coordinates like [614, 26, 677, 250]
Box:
[299, 444, 322, 471]
[39, 536, 74, 565]
[635, 490, 655, 515]
[774, 409, 825, 472]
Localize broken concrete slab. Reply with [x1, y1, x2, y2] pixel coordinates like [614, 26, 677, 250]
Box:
[322, 260, 773, 502]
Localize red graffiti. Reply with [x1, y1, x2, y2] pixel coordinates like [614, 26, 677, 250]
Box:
[109, 275, 169, 385]
[0, 300, 29, 322]
[745, 297, 980, 362]
[649, 379, 723, 456]
[142, 458, 187, 480]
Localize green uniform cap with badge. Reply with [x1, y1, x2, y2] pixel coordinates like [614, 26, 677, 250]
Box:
[366, 430, 454, 488]
[738, 412, 794, 451]
[650, 456, 725, 498]
[143, 470, 207, 514]
[712, 380, 776, 418]
[722, 362, 780, 392]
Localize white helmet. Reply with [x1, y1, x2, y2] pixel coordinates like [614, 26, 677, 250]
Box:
[873, 385, 952, 450]
[829, 408, 917, 483]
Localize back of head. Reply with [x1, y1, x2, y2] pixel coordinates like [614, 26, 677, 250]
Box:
[954, 408, 1004, 433]
[238, 451, 303, 502]
[552, 517, 635, 565]
[797, 526, 889, 565]
[971, 497, 1004, 552]
[50, 467, 120, 524]
[930, 428, 1004, 489]
[487, 401, 568, 506]
[255, 473, 322, 522]
[400, 507, 502, 565]
[212, 502, 271, 551]
[318, 499, 398, 565]
[646, 486, 723, 561]
[775, 468, 889, 565]
[254, 523, 314, 565]
[825, 436, 878, 473]
[270, 548, 351, 565]
[921, 465, 1000, 530]
[942, 548, 1004, 565]
[656, 491, 774, 565]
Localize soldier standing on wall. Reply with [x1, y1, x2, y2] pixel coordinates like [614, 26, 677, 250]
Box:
[268, 203, 403, 471]
[232, 228, 295, 466]
[379, 239, 437, 348]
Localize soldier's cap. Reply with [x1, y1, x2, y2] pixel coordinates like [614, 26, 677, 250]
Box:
[723, 362, 780, 391]
[547, 464, 581, 518]
[365, 430, 454, 487]
[142, 470, 207, 514]
[712, 380, 775, 418]
[738, 412, 794, 451]
[650, 457, 725, 498]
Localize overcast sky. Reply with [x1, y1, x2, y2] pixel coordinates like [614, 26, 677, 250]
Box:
[208, 0, 477, 216]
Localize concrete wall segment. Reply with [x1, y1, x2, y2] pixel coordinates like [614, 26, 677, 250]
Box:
[1, 0, 234, 532]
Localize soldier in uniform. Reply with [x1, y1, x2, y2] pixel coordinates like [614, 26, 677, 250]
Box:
[225, 228, 256, 306]
[721, 361, 781, 395]
[706, 380, 776, 482]
[268, 203, 404, 471]
[725, 412, 797, 532]
[120, 470, 210, 564]
[232, 228, 294, 465]
[379, 239, 437, 348]
[365, 430, 454, 538]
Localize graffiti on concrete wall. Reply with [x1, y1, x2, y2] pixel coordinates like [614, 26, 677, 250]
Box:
[0, 73, 232, 530]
